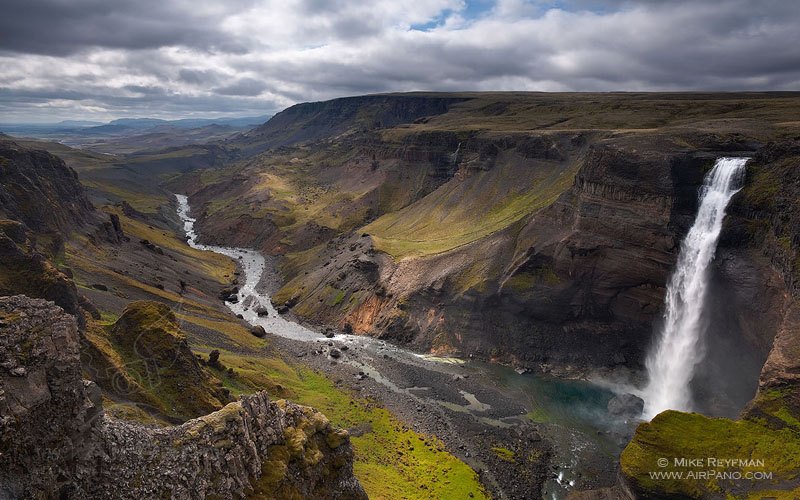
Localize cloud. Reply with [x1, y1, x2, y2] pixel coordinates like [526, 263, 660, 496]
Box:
[1, 0, 799, 122]
[215, 78, 269, 96]
[0, 0, 254, 56]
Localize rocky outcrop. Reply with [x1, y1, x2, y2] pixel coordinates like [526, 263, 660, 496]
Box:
[0, 138, 93, 235]
[0, 295, 102, 499]
[0, 220, 85, 327]
[741, 300, 800, 428]
[0, 295, 366, 499]
[83, 300, 232, 422]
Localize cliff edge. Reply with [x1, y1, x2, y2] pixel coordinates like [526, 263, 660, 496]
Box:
[0, 295, 367, 499]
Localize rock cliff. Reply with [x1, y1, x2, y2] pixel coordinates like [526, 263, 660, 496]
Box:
[0, 138, 93, 235]
[618, 139, 800, 498]
[0, 295, 366, 499]
[0, 139, 123, 329]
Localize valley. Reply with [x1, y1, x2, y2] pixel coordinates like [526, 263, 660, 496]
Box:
[2, 91, 800, 499]
[176, 192, 631, 498]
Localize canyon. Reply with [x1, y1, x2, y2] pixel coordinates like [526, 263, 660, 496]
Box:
[2, 92, 800, 498]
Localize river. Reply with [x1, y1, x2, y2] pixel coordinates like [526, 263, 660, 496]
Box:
[175, 193, 634, 499]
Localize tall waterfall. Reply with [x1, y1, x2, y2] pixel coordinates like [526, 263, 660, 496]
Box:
[643, 157, 748, 419]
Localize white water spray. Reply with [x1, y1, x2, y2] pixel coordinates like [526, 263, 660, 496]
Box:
[643, 157, 747, 419]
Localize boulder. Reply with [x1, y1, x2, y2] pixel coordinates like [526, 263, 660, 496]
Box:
[218, 286, 239, 302]
[251, 325, 267, 338]
[607, 393, 644, 418]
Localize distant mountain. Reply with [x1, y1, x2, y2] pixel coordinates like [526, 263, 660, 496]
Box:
[1, 115, 271, 138]
[167, 116, 272, 128]
[101, 115, 271, 130]
[57, 120, 105, 127]
[0, 114, 272, 154]
[105, 118, 168, 129]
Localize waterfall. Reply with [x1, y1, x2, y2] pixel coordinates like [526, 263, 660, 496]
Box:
[643, 157, 748, 419]
[450, 142, 461, 165]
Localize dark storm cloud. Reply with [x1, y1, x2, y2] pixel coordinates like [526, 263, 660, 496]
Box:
[1, 0, 799, 122]
[178, 69, 225, 86]
[0, 0, 252, 55]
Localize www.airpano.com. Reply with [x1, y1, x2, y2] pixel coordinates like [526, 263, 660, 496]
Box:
[649, 457, 773, 481]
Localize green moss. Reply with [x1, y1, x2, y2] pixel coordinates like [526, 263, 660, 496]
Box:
[491, 446, 516, 463]
[331, 288, 346, 306]
[747, 387, 800, 432]
[621, 411, 800, 498]
[506, 272, 536, 292]
[526, 407, 553, 424]
[99, 310, 119, 325]
[742, 166, 781, 209]
[251, 445, 295, 499]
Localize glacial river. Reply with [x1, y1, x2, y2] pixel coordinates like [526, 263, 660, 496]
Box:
[175, 193, 631, 499]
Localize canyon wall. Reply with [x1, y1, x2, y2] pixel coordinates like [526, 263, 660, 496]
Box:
[184, 94, 798, 413]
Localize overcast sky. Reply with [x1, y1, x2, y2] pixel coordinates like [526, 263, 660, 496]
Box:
[1, 0, 799, 122]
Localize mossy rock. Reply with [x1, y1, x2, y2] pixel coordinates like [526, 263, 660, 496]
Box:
[103, 300, 232, 421]
[621, 410, 800, 499]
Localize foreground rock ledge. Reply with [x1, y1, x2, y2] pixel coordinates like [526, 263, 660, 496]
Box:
[0, 295, 367, 499]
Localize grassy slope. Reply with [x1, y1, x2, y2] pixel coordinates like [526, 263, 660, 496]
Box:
[195, 147, 384, 248]
[364, 152, 581, 258]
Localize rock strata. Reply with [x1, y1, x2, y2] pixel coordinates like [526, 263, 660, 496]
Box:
[0, 295, 366, 500]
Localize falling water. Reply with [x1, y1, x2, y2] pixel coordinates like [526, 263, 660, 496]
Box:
[643, 157, 748, 419]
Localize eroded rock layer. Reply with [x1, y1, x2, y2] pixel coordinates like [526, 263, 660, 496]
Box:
[0, 295, 366, 500]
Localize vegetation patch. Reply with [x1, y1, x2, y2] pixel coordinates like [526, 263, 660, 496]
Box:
[215, 352, 488, 499]
[98, 301, 230, 421]
[621, 410, 800, 498]
[491, 446, 516, 463]
[364, 157, 579, 259]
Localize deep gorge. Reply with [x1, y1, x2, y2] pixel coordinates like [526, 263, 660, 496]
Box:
[3, 92, 800, 499]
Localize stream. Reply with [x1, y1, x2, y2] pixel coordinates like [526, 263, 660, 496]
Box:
[175, 193, 634, 499]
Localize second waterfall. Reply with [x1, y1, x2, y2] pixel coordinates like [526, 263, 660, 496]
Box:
[643, 157, 748, 419]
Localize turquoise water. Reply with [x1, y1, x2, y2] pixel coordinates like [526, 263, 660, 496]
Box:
[471, 361, 619, 431]
[465, 361, 634, 498]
